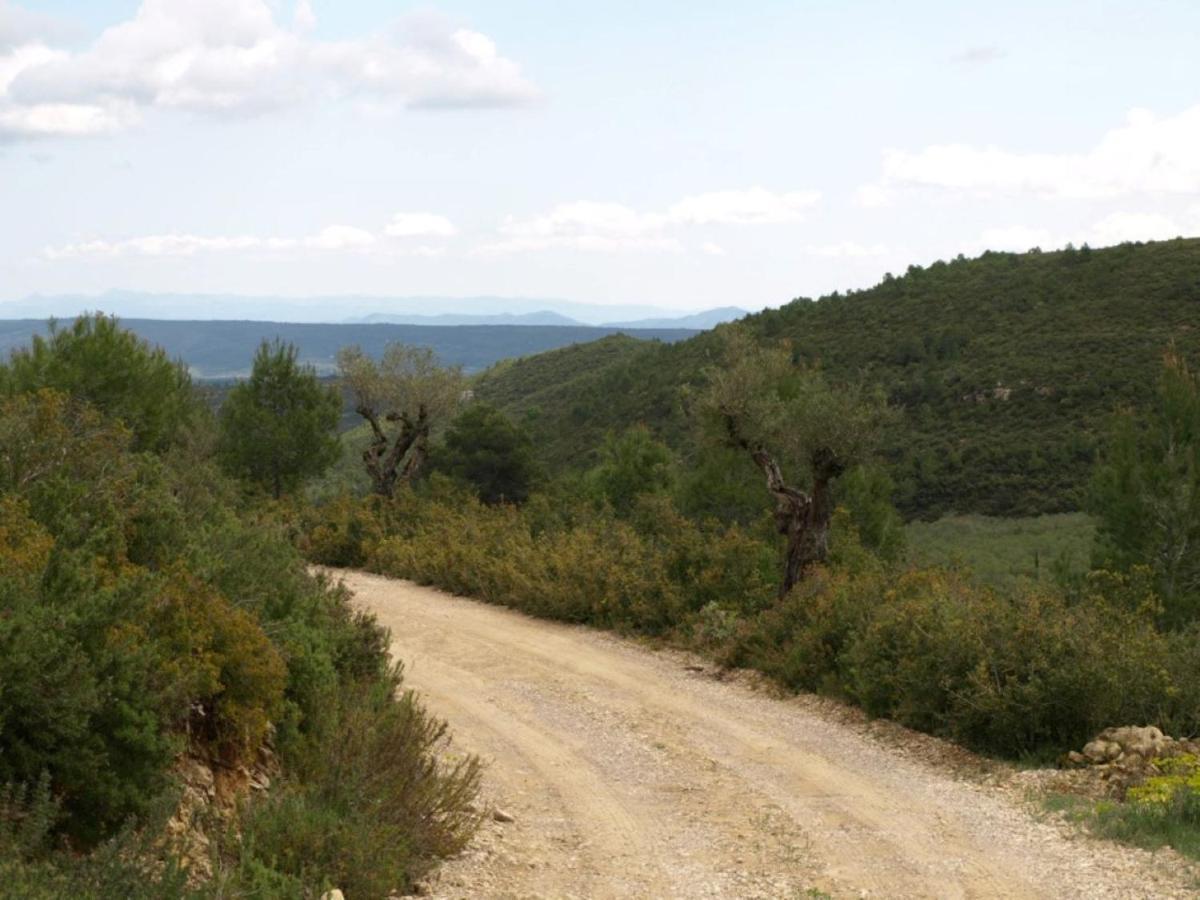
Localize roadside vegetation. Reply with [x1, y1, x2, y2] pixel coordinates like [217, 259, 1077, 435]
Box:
[0, 319, 478, 898]
[301, 326, 1200, 763]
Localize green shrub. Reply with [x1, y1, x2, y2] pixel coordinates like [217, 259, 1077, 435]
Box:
[229, 680, 480, 899]
[729, 562, 1191, 758]
[0, 314, 199, 452]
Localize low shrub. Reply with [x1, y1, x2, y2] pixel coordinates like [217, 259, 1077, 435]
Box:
[226, 677, 481, 899]
[302, 485, 1200, 762]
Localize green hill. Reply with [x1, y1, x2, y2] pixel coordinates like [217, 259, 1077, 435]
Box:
[474, 238, 1200, 519]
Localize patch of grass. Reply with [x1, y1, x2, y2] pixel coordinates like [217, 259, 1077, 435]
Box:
[1043, 762, 1200, 862]
[905, 513, 1095, 590]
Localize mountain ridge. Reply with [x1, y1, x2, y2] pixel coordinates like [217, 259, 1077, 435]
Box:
[2, 291, 750, 328]
[0, 318, 699, 380]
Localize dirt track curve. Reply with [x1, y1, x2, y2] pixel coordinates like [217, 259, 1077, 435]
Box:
[339, 570, 1196, 900]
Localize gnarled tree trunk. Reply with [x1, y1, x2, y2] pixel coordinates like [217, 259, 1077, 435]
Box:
[735, 422, 845, 598]
[358, 403, 430, 497]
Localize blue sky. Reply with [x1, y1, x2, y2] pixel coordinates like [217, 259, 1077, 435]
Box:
[2, 0, 1198, 316]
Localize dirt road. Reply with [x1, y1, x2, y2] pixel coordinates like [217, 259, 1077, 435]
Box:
[341, 570, 1195, 899]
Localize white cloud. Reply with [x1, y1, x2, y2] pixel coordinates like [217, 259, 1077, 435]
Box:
[868, 105, 1200, 199]
[500, 201, 661, 238]
[487, 187, 820, 255]
[0, 1, 74, 51]
[0, 41, 140, 137]
[0, 0, 538, 139]
[701, 241, 726, 256]
[799, 241, 894, 258]
[667, 187, 820, 225]
[853, 183, 895, 209]
[950, 46, 1005, 65]
[43, 223, 384, 259]
[292, 0, 316, 34]
[1087, 211, 1191, 245]
[475, 234, 684, 256]
[967, 208, 1198, 256]
[305, 224, 376, 250]
[384, 212, 458, 238]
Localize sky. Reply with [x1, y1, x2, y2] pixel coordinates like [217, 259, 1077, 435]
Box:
[1, 0, 1199, 317]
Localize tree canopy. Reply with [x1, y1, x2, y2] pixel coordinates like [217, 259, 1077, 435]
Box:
[696, 326, 892, 595]
[435, 403, 540, 504]
[1091, 348, 1200, 627]
[0, 313, 198, 452]
[475, 238, 1200, 520]
[217, 339, 342, 499]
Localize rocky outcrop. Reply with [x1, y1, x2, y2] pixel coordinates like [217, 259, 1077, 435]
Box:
[164, 739, 280, 883]
[1063, 725, 1200, 797]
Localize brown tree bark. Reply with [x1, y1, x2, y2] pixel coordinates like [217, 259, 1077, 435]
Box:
[730, 417, 844, 598]
[358, 403, 430, 497]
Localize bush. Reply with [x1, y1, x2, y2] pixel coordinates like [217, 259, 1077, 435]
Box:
[228, 679, 480, 899]
[730, 563, 1193, 758]
[432, 403, 540, 504]
[0, 314, 199, 452]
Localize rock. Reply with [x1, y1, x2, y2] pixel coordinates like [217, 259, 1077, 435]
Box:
[492, 807, 516, 823]
[1098, 725, 1168, 760]
[1118, 751, 1145, 769]
[1066, 751, 1088, 767]
[320, 891, 345, 900]
[1082, 740, 1120, 763]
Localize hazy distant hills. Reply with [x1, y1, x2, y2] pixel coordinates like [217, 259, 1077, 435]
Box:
[349, 306, 749, 329]
[0, 290, 749, 329]
[351, 311, 585, 327]
[0, 318, 699, 379]
[601, 307, 749, 329]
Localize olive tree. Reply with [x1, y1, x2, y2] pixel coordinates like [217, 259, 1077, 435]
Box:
[337, 343, 464, 497]
[696, 326, 892, 597]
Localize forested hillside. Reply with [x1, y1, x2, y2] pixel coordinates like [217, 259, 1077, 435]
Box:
[475, 238, 1200, 518]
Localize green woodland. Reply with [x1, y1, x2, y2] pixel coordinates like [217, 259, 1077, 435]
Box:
[474, 237, 1200, 519]
[2, 237, 1200, 892]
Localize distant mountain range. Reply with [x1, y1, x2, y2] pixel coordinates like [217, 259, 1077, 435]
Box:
[0, 318, 701, 380]
[348, 306, 748, 329]
[0, 291, 750, 329]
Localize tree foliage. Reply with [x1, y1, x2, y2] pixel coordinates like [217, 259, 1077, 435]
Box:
[583, 425, 674, 514]
[338, 344, 464, 497]
[0, 314, 197, 452]
[217, 339, 341, 498]
[434, 403, 539, 504]
[0, 322, 481, 891]
[1091, 348, 1200, 627]
[695, 326, 892, 595]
